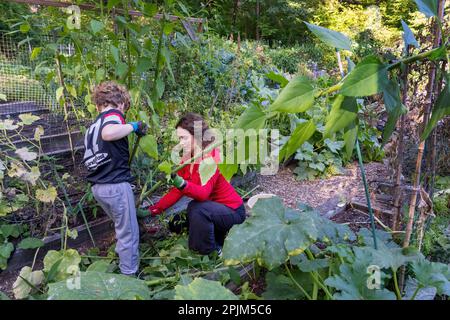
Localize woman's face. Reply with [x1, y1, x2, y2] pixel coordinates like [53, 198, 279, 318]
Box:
[176, 127, 198, 156]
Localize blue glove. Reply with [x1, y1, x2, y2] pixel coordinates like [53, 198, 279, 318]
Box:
[128, 121, 148, 137]
[129, 122, 139, 132]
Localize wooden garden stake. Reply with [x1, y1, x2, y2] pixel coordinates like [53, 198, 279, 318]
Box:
[400, 0, 446, 290]
[392, 45, 410, 232]
[403, 0, 445, 250]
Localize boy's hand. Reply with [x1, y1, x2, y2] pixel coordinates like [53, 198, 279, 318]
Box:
[169, 173, 187, 190]
[129, 121, 149, 137]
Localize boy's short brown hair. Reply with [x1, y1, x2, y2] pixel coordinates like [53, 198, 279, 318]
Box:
[92, 81, 131, 110]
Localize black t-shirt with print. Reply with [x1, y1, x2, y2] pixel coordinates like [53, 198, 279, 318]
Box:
[82, 109, 133, 184]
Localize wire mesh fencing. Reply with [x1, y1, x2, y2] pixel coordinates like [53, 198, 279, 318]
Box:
[0, 31, 85, 159]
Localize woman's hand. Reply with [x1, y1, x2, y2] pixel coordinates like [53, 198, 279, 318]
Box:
[149, 205, 163, 217]
[137, 205, 163, 218]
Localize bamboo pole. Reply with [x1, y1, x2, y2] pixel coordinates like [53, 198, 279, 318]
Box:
[55, 54, 76, 167]
[403, 0, 445, 250]
[400, 0, 446, 291]
[392, 45, 410, 232]
[425, 60, 446, 198]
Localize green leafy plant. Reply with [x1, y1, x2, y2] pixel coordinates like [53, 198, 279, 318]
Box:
[222, 196, 450, 300]
[174, 278, 237, 300]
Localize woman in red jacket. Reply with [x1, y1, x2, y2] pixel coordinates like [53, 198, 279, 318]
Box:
[148, 113, 246, 255]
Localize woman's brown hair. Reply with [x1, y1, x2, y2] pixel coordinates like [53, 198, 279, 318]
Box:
[176, 113, 214, 149]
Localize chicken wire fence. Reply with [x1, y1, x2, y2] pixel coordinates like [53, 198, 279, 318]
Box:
[1, 26, 177, 158]
[0, 31, 85, 157]
[0, 31, 58, 110]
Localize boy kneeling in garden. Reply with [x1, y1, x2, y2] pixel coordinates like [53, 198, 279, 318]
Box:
[82, 81, 148, 276]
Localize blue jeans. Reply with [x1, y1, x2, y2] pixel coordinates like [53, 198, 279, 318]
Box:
[169, 200, 246, 255]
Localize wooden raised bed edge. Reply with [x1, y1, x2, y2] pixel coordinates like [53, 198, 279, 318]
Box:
[5, 217, 114, 272]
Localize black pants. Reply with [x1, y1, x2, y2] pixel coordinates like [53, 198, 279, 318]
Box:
[168, 201, 246, 255]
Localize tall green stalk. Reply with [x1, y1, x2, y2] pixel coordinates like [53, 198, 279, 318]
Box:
[355, 140, 378, 249]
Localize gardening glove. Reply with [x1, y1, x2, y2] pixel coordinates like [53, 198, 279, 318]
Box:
[169, 173, 187, 190]
[129, 121, 149, 137]
[137, 207, 151, 219]
[148, 205, 163, 217]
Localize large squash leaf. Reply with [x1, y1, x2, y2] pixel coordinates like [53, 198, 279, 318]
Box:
[324, 247, 396, 300]
[291, 254, 330, 273]
[12, 266, 44, 299]
[357, 228, 399, 249]
[269, 76, 316, 113]
[296, 202, 355, 244]
[403, 277, 436, 300]
[366, 243, 421, 272]
[262, 269, 313, 300]
[47, 271, 150, 300]
[43, 249, 81, 282]
[174, 278, 237, 300]
[223, 197, 317, 269]
[411, 259, 450, 296]
[223, 197, 353, 269]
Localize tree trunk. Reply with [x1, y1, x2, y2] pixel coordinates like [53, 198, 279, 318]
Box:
[255, 0, 260, 40]
[425, 60, 446, 198]
[232, 0, 240, 32]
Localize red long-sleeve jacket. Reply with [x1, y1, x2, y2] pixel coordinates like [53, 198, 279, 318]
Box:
[154, 148, 243, 211]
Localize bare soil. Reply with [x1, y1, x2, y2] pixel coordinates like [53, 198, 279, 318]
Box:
[255, 161, 389, 210]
